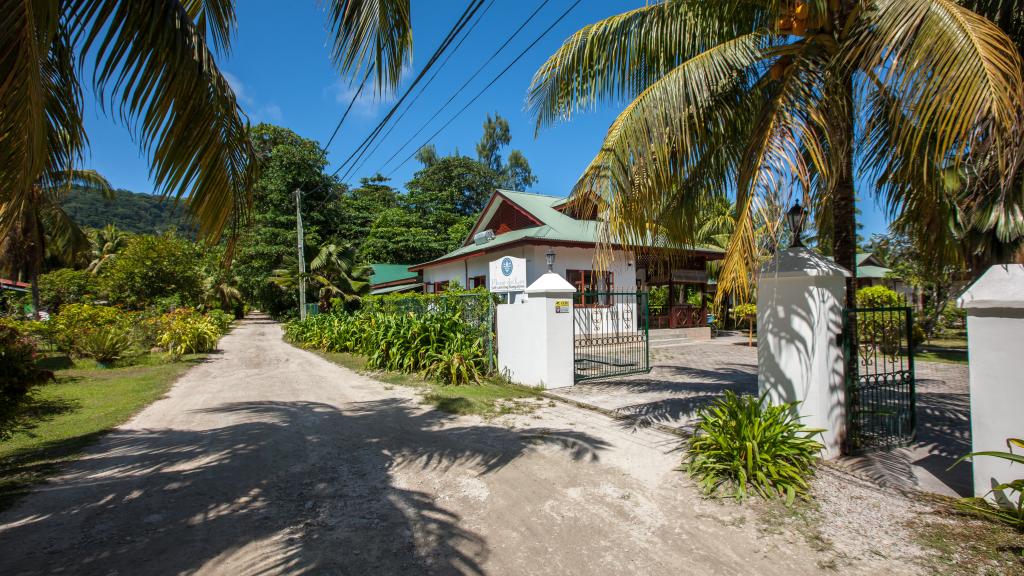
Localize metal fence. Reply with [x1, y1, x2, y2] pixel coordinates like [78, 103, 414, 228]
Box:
[842, 306, 916, 455]
[573, 291, 650, 382]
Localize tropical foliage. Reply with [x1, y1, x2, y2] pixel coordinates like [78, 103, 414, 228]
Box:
[0, 324, 51, 439]
[529, 0, 1024, 304]
[685, 391, 824, 504]
[157, 309, 223, 357]
[953, 437, 1024, 530]
[101, 233, 203, 310]
[0, 0, 419, 244]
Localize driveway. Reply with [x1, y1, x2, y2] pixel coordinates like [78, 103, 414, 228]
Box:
[552, 335, 972, 497]
[0, 317, 923, 575]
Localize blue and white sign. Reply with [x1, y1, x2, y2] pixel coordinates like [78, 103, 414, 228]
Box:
[489, 256, 527, 293]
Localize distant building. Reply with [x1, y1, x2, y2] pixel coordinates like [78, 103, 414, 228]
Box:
[409, 189, 723, 331]
[854, 252, 916, 305]
[368, 263, 419, 295]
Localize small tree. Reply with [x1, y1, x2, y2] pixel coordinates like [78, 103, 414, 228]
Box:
[38, 268, 98, 312]
[101, 233, 203, 309]
[732, 303, 757, 347]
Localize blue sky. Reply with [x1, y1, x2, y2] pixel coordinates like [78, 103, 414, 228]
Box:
[79, 0, 890, 238]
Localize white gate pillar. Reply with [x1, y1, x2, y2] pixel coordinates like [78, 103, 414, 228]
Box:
[496, 272, 576, 389]
[959, 264, 1024, 500]
[757, 248, 851, 459]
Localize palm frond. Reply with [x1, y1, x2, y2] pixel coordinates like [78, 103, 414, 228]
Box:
[181, 0, 237, 55]
[67, 0, 257, 240]
[324, 0, 412, 94]
[847, 0, 1024, 241]
[527, 0, 770, 131]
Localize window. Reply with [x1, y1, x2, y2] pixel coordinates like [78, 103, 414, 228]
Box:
[567, 269, 613, 306]
[469, 275, 486, 289]
[426, 281, 450, 294]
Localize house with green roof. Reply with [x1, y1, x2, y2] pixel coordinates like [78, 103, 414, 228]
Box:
[410, 189, 723, 329]
[368, 263, 420, 295]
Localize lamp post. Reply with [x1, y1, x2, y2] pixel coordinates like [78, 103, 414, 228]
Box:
[545, 248, 556, 272]
[786, 201, 806, 249]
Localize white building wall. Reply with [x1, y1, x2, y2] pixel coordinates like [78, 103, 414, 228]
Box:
[420, 244, 637, 293]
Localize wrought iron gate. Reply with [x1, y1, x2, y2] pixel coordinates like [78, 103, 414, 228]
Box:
[573, 291, 650, 382]
[842, 306, 916, 455]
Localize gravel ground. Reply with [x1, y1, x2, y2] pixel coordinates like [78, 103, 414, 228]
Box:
[0, 315, 935, 575]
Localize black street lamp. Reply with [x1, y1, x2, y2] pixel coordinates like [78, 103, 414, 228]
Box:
[786, 201, 806, 249]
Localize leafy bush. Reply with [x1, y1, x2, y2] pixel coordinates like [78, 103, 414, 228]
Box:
[685, 392, 824, 504]
[101, 233, 202, 310]
[75, 326, 132, 365]
[205, 309, 234, 334]
[286, 307, 489, 386]
[854, 286, 910, 353]
[855, 285, 904, 308]
[952, 437, 1024, 530]
[0, 325, 52, 438]
[158, 311, 221, 356]
[38, 268, 99, 312]
[50, 303, 127, 354]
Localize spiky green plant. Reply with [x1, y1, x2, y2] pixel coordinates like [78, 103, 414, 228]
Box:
[951, 437, 1024, 530]
[75, 326, 132, 365]
[685, 391, 824, 504]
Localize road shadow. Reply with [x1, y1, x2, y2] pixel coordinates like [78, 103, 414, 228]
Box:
[0, 399, 609, 575]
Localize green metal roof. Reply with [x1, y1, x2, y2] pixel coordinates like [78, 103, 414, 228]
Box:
[857, 265, 891, 279]
[370, 282, 423, 295]
[413, 190, 723, 269]
[369, 263, 416, 286]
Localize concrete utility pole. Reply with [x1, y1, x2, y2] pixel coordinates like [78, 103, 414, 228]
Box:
[294, 189, 307, 321]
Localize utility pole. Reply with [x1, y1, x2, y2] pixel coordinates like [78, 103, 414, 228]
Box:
[294, 189, 307, 321]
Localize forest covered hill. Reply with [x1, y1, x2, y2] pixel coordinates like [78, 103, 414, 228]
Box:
[62, 188, 194, 235]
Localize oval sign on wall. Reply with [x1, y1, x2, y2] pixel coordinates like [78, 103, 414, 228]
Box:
[489, 256, 527, 293]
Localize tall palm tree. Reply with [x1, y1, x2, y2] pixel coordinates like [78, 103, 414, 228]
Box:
[529, 0, 1024, 305]
[0, 170, 111, 317]
[86, 224, 128, 274]
[1, 1, 412, 241]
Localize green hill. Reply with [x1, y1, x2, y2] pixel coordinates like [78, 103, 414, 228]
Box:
[62, 188, 195, 235]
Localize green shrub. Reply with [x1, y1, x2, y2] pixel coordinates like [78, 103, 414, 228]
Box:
[206, 309, 234, 334]
[286, 307, 489, 385]
[0, 325, 52, 439]
[158, 311, 220, 356]
[50, 303, 128, 354]
[952, 437, 1024, 530]
[38, 268, 99, 312]
[685, 392, 824, 504]
[75, 326, 132, 365]
[854, 286, 909, 354]
[855, 285, 904, 308]
[101, 233, 202, 310]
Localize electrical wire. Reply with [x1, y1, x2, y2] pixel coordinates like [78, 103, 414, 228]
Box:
[331, 0, 487, 181]
[387, 0, 582, 177]
[376, 0, 552, 174]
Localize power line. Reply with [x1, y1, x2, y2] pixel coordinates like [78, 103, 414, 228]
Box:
[376, 0, 552, 174]
[348, 0, 496, 179]
[387, 0, 582, 177]
[331, 0, 487, 180]
[323, 68, 372, 152]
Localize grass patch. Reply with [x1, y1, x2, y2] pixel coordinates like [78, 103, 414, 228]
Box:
[316, 350, 541, 417]
[911, 496, 1024, 575]
[0, 353, 204, 511]
[915, 348, 968, 364]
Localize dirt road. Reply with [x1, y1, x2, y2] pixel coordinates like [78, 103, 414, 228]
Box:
[0, 316, 918, 575]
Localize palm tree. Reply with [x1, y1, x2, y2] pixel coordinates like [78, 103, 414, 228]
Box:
[0, 170, 111, 318]
[271, 242, 371, 313]
[529, 1, 1024, 305]
[1, 1, 412, 242]
[86, 224, 129, 274]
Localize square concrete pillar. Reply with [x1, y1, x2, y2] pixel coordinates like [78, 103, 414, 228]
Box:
[496, 272, 576, 389]
[959, 264, 1024, 500]
[758, 248, 851, 459]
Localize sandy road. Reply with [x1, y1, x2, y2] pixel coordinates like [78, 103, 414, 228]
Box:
[0, 315, 915, 575]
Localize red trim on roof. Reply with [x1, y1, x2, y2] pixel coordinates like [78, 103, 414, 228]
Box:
[0, 278, 30, 289]
[371, 275, 421, 289]
[464, 191, 543, 245]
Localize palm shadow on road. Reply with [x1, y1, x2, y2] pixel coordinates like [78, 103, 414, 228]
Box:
[0, 399, 609, 575]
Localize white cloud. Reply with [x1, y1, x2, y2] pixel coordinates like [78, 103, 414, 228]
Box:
[224, 70, 283, 124]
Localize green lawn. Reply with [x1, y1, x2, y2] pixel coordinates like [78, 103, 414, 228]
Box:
[316, 351, 542, 417]
[0, 354, 204, 510]
[916, 336, 969, 365]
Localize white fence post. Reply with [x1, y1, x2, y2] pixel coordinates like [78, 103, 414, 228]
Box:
[496, 272, 576, 389]
[958, 264, 1024, 500]
[757, 248, 851, 459]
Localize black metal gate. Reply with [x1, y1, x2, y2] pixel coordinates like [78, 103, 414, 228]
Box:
[573, 291, 650, 382]
[842, 306, 916, 455]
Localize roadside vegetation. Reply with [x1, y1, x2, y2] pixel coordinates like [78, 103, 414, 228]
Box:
[0, 354, 207, 511]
